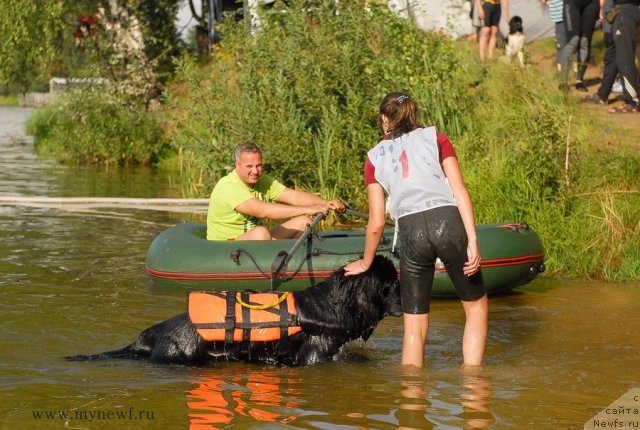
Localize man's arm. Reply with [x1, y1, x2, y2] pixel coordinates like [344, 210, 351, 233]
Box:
[275, 188, 344, 212]
[235, 196, 327, 220]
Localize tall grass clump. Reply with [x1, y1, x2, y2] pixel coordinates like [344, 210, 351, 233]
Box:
[166, 0, 474, 206]
[458, 62, 640, 280]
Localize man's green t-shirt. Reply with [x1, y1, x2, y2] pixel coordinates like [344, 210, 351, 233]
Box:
[207, 169, 286, 240]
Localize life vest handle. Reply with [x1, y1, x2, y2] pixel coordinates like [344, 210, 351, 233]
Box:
[236, 291, 290, 310]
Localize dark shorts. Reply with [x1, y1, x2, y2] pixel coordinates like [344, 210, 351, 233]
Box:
[398, 206, 486, 314]
[482, 2, 502, 27]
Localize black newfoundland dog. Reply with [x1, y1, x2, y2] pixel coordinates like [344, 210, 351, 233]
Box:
[67, 255, 401, 367]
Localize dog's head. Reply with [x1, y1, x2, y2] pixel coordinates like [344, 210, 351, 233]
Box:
[333, 255, 402, 318]
[297, 255, 401, 341]
[359, 255, 402, 318]
[509, 16, 523, 34]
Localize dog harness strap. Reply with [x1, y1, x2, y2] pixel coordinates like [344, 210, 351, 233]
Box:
[240, 292, 251, 357]
[277, 296, 289, 354]
[225, 293, 236, 344]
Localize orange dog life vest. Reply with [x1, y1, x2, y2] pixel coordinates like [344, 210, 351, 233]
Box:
[188, 291, 302, 343]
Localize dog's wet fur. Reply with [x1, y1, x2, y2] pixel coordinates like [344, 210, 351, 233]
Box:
[67, 255, 401, 366]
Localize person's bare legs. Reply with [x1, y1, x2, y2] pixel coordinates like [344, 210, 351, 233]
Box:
[233, 215, 312, 241]
[270, 215, 310, 239]
[478, 26, 491, 60]
[401, 313, 429, 368]
[236, 226, 272, 240]
[461, 294, 488, 367]
[487, 26, 499, 60]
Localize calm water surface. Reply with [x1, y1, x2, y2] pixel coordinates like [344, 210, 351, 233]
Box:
[1, 106, 639, 429]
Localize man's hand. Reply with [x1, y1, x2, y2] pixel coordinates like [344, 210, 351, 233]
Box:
[326, 199, 346, 213]
[305, 205, 329, 217]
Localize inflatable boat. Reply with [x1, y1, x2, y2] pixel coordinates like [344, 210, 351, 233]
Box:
[145, 222, 545, 298]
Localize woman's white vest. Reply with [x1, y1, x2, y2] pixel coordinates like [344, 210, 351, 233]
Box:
[367, 127, 456, 221]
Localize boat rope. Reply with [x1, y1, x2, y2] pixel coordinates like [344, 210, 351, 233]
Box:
[229, 248, 315, 287]
[230, 244, 398, 289]
[235, 291, 290, 310]
[312, 245, 395, 256]
[230, 248, 271, 279]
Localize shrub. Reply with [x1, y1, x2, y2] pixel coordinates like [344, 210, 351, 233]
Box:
[27, 91, 167, 165]
[166, 0, 474, 206]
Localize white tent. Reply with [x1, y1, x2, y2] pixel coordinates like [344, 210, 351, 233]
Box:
[389, 0, 555, 42]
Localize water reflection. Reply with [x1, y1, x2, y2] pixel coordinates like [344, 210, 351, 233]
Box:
[187, 368, 300, 429]
[396, 373, 434, 430]
[459, 369, 494, 429]
[396, 367, 494, 430]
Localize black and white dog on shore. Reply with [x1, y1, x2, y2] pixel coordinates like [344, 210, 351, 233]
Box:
[505, 16, 526, 66]
[66, 255, 401, 367]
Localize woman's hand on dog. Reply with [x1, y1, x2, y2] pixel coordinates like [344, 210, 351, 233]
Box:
[344, 259, 369, 277]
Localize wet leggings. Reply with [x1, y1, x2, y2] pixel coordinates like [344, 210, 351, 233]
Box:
[561, 0, 599, 82]
[398, 206, 485, 314]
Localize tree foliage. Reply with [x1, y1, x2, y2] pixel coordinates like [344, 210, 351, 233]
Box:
[0, 0, 183, 94]
[135, 0, 184, 83]
[0, 1, 65, 92]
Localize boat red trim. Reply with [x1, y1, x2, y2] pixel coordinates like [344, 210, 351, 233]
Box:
[146, 252, 545, 281]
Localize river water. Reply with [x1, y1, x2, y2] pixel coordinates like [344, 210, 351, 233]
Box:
[1, 106, 639, 430]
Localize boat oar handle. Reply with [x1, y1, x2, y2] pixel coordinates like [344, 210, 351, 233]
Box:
[344, 208, 394, 227]
[271, 211, 326, 289]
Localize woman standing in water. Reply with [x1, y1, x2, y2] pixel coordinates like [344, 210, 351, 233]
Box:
[344, 92, 488, 369]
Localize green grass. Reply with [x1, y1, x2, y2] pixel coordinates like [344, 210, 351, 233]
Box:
[0, 95, 19, 105]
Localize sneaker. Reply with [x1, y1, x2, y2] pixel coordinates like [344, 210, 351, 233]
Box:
[575, 82, 588, 92]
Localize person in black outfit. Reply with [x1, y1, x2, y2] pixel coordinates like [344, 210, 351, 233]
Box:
[582, 0, 632, 105]
[608, 0, 640, 113]
[559, 0, 600, 91]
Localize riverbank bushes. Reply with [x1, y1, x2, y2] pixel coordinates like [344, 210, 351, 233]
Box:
[26, 91, 167, 164]
[25, 1, 639, 280]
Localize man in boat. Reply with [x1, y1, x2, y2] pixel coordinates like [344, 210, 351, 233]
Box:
[207, 141, 345, 241]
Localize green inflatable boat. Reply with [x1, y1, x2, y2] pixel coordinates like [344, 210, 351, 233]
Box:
[145, 222, 545, 298]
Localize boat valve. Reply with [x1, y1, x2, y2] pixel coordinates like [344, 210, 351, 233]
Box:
[230, 250, 241, 264]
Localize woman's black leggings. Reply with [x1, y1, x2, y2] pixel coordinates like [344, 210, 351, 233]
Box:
[561, 0, 599, 81]
[397, 206, 485, 314]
